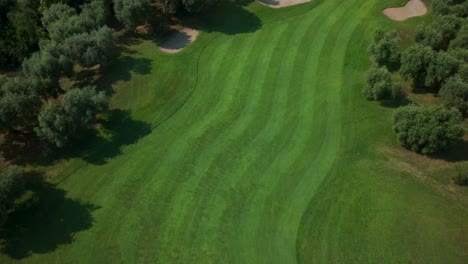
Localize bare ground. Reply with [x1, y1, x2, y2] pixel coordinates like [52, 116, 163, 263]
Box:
[257, 0, 310, 8]
[159, 27, 199, 54]
[383, 0, 427, 21]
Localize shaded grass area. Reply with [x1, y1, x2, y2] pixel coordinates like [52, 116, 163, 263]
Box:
[0, 0, 466, 263]
[0, 173, 98, 259]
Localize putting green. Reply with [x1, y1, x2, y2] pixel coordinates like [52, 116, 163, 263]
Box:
[2, 0, 467, 263]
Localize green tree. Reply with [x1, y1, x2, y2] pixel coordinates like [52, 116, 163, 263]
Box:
[41, 2, 76, 29]
[415, 25, 444, 51]
[35, 104, 77, 148]
[425, 51, 460, 88]
[363, 65, 400, 100]
[393, 105, 464, 154]
[63, 26, 115, 68]
[439, 75, 468, 115]
[22, 50, 73, 95]
[369, 30, 400, 69]
[400, 44, 435, 87]
[80, 0, 110, 27]
[0, 77, 41, 133]
[113, 0, 150, 31]
[62, 86, 109, 126]
[449, 24, 468, 50]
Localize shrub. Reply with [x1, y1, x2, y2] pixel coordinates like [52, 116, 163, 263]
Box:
[369, 30, 400, 69]
[393, 105, 464, 154]
[454, 162, 468, 186]
[363, 65, 400, 100]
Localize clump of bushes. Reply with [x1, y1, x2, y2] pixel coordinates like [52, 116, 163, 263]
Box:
[393, 105, 464, 154]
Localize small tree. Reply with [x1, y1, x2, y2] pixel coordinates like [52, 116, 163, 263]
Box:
[0, 77, 41, 133]
[63, 26, 115, 68]
[62, 86, 109, 126]
[439, 75, 468, 115]
[369, 30, 401, 69]
[400, 44, 435, 88]
[363, 65, 400, 100]
[454, 162, 468, 186]
[80, 0, 110, 27]
[22, 50, 73, 95]
[35, 104, 77, 148]
[113, 0, 150, 31]
[41, 2, 76, 29]
[393, 105, 464, 154]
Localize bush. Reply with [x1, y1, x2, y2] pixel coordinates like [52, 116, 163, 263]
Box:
[363, 65, 400, 100]
[0, 165, 23, 226]
[454, 162, 468, 186]
[393, 105, 464, 154]
[369, 30, 400, 69]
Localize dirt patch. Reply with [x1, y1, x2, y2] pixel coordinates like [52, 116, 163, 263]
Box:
[159, 27, 199, 54]
[257, 0, 310, 8]
[383, 0, 427, 21]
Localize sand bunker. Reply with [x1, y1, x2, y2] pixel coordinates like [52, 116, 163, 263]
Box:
[159, 27, 199, 53]
[383, 0, 427, 21]
[257, 0, 310, 8]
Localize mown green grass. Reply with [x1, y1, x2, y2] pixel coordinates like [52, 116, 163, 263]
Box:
[1, 0, 467, 263]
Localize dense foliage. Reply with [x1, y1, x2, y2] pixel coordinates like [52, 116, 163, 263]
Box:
[439, 75, 468, 115]
[393, 105, 464, 154]
[402, 0, 467, 91]
[363, 65, 400, 100]
[113, 0, 151, 31]
[369, 30, 400, 69]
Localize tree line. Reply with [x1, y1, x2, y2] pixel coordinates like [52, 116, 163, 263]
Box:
[365, 0, 467, 184]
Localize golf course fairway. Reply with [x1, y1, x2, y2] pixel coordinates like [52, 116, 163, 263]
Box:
[1, 0, 467, 263]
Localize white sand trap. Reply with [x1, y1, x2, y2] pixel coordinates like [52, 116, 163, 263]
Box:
[159, 27, 199, 53]
[383, 0, 427, 21]
[257, 0, 310, 8]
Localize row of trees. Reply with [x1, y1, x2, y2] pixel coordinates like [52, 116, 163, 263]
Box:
[1, 1, 113, 148]
[365, 0, 467, 158]
[0, 1, 116, 226]
[0, 0, 246, 64]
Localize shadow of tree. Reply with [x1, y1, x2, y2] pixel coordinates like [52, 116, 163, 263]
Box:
[185, 3, 262, 35]
[0, 172, 99, 259]
[379, 94, 412, 108]
[430, 139, 468, 162]
[0, 110, 151, 166]
[67, 109, 152, 165]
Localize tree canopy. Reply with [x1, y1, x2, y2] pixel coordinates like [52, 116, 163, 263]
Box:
[439, 75, 468, 115]
[363, 65, 400, 100]
[393, 105, 464, 154]
[369, 30, 400, 69]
